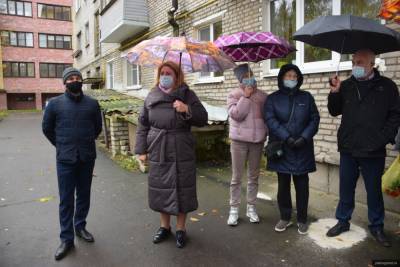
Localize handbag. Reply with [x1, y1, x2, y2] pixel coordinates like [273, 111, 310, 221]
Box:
[264, 98, 296, 160]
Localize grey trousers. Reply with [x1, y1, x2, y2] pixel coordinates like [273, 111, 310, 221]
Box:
[230, 140, 264, 207]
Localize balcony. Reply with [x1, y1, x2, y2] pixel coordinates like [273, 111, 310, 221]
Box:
[100, 0, 149, 43]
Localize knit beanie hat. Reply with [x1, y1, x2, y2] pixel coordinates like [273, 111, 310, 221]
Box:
[62, 67, 82, 84]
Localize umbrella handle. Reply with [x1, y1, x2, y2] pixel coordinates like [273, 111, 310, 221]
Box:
[336, 35, 347, 76]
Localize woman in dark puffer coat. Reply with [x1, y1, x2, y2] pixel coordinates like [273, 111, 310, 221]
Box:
[135, 61, 208, 248]
[264, 64, 320, 235]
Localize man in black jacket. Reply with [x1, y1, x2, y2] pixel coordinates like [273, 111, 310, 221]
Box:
[326, 49, 400, 247]
[42, 67, 102, 260]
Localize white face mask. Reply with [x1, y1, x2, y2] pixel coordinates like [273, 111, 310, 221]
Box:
[283, 79, 297, 89]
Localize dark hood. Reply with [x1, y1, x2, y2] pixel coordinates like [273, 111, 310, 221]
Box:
[277, 64, 304, 94]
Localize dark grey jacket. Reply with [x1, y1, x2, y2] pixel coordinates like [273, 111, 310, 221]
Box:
[135, 84, 208, 215]
[395, 128, 400, 151]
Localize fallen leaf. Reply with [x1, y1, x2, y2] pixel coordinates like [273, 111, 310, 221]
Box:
[212, 209, 218, 213]
[37, 196, 55, 203]
[285, 240, 290, 243]
[197, 212, 206, 216]
[335, 237, 343, 242]
[190, 217, 199, 222]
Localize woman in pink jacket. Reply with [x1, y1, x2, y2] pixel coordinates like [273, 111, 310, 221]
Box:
[227, 64, 268, 226]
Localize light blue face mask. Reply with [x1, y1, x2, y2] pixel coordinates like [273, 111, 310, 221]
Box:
[242, 77, 256, 87]
[352, 66, 366, 79]
[159, 75, 174, 89]
[283, 79, 297, 89]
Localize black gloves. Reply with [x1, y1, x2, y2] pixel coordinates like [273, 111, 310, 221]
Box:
[293, 137, 306, 148]
[286, 137, 296, 149]
[286, 137, 306, 149]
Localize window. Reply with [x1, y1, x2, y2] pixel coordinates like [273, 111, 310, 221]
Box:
[196, 20, 223, 80]
[37, 3, 71, 21]
[39, 63, 72, 78]
[0, 31, 33, 47]
[94, 12, 100, 56]
[38, 33, 72, 49]
[106, 62, 114, 89]
[0, 0, 31, 16]
[126, 61, 140, 88]
[3, 61, 35, 77]
[85, 22, 90, 46]
[16, 95, 35, 102]
[264, 0, 382, 74]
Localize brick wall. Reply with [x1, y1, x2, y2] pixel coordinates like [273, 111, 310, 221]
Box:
[127, 0, 400, 167]
[0, 0, 73, 109]
[109, 115, 130, 156]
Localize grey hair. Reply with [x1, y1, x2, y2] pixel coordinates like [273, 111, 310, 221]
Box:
[354, 49, 376, 65]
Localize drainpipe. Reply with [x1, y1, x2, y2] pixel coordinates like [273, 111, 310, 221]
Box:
[168, 0, 179, 37]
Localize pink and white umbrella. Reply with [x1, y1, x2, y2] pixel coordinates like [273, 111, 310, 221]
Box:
[214, 32, 295, 62]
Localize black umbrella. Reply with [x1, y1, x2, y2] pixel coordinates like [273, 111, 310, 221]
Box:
[293, 15, 400, 55]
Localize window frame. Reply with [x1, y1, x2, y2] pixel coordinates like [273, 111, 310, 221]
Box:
[0, 0, 32, 17]
[193, 10, 226, 84]
[84, 22, 90, 47]
[3, 61, 35, 78]
[37, 3, 71, 21]
[106, 60, 114, 89]
[39, 63, 72, 78]
[38, 33, 72, 49]
[124, 60, 141, 90]
[0, 30, 34, 47]
[261, 0, 383, 77]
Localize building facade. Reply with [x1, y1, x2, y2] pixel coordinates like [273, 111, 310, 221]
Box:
[0, 0, 74, 110]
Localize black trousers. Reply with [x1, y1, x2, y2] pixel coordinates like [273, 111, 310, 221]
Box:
[277, 172, 309, 224]
[57, 160, 95, 242]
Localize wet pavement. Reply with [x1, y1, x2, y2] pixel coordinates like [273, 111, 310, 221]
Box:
[0, 113, 399, 267]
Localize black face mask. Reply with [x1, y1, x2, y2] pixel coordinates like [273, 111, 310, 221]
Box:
[66, 81, 83, 93]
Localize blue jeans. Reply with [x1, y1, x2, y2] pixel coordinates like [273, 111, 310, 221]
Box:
[335, 153, 385, 231]
[57, 160, 95, 243]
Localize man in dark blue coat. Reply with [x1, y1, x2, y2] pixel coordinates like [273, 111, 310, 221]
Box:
[327, 49, 400, 247]
[42, 67, 102, 260]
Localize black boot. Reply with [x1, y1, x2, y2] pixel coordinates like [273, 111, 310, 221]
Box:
[76, 228, 95, 242]
[153, 227, 171, 244]
[326, 222, 350, 237]
[54, 242, 74, 261]
[176, 230, 186, 248]
[370, 229, 391, 247]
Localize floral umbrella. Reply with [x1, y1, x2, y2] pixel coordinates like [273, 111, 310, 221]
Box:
[378, 0, 400, 23]
[123, 36, 236, 73]
[214, 31, 295, 62]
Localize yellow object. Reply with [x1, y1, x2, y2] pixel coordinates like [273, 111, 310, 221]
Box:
[382, 155, 400, 198]
[190, 217, 199, 222]
[37, 196, 55, 203]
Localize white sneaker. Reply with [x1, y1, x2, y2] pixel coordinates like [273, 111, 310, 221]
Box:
[227, 206, 239, 226]
[246, 204, 260, 223]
